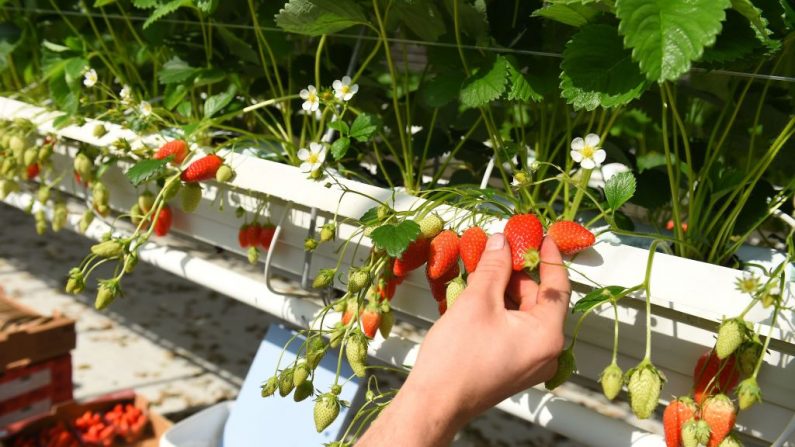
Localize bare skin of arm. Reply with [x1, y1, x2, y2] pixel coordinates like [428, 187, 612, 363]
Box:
[357, 233, 572, 446]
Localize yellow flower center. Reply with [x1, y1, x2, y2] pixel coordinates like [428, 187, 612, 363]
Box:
[340, 85, 350, 94]
[307, 92, 317, 102]
[581, 145, 595, 158]
[308, 153, 319, 163]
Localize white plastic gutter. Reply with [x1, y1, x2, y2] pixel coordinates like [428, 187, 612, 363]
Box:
[2, 190, 665, 447]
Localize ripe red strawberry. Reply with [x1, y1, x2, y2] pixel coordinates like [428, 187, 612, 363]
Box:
[341, 299, 358, 326]
[238, 224, 251, 248]
[360, 304, 382, 339]
[427, 230, 460, 280]
[153, 205, 173, 237]
[246, 223, 262, 247]
[26, 163, 40, 180]
[701, 394, 736, 447]
[428, 262, 460, 301]
[460, 226, 488, 273]
[154, 139, 188, 164]
[693, 350, 740, 404]
[259, 223, 276, 250]
[376, 276, 401, 301]
[546, 220, 595, 255]
[504, 214, 543, 271]
[393, 237, 430, 277]
[663, 397, 696, 447]
[437, 299, 447, 316]
[180, 154, 223, 182]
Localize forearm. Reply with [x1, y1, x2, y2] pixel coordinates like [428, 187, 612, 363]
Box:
[356, 376, 468, 446]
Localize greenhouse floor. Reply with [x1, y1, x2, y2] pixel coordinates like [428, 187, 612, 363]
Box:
[0, 202, 589, 446]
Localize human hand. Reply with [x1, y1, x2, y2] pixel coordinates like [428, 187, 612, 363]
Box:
[357, 233, 571, 446]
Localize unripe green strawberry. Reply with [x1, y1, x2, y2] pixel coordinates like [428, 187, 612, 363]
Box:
[346, 330, 368, 377]
[37, 144, 53, 163]
[681, 419, 700, 447]
[162, 180, 181, 201]
[123, 253, 138, 274]
[293, 380, 314, 402]
[35, 211, 47, 235]
[92, 124, 107, 138]
[305, 238, 318, 252]
[130, 203, 144, 225]
[181, 183, 202, 212]
[215, 164, 235, 182]
[379, 306, 394, 339]
[736, 339, 763, 377]
[347, 268, 370, 293]
[138, 190, 155, 213]
[599, 362, 623, 400]
[735, 377, 761, 410]
[626, 363, 664, 419]
[37, 185, 51, 203]
[313, 268, 336, 288]
[309, 169, 323, 180]
[319, 223, 336, 242]
[8, 134, 25, 154]
[445, 277, 466, 309]
[293, 360, 311, 387]
[306, 336, 327, 369]
[376, 205, 390, 221]
[74, 153, 93, 182]
[79, 209, 94, 233]
[65, 269, 85, 294]
[1, 159, 15, 176]
[418, 214, 444, 239]
[716, 318, 746, 359]
[545, 347, 575, 390]
[23, 148, 37, 166]
[329, 323, 345, 349]
[0, 179, 19, 199]
[718, 435, 743, 447]
[91, 240, 125, 258]
[261, 376, 278, 397]
[92, 182, 109, 207]
[313, 393, 340, 432]
[278, 367, 295, 397]
[95, 279, 121, 310]
[247, 246, 259, 264]
[52, 202, 67, 232]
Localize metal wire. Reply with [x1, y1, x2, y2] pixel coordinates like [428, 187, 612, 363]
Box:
[4, 5, 795, 84]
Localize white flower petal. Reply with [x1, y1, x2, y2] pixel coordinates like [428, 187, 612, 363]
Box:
[341, 76, 352, 85]
[307, 85, 316, 94]
[585, 133, 600, 148]
[299, 89, 309, 99]
[300, 162, 312, 172]
[332, 80, 342, 90]
[570, 137, 584, 151]
[316, 149, 327, 164]
[309, 101, 319, 112]
[302, 101, 312, 111]
[297, 148, 310, 161]
[349, 84, 359, 94]
[570, 150, 584, 163]
[580, 158, 595, 170]
[593, 149, 606, 165]
[309, 142, 323, 152]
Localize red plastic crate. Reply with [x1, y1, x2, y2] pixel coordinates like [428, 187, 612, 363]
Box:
[0, 355, 72, 428]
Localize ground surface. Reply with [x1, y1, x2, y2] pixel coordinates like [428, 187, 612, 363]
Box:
[0, 202, 583, 446]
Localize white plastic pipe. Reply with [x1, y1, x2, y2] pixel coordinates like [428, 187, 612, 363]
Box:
[2, 190, 664, 446]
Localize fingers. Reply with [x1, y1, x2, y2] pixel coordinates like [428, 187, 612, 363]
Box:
[531, 237, 571, 326]
[465, 233, 512, 307]
[507, 272, 538, 312]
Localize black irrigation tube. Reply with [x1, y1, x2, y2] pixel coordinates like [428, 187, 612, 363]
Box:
[4, 5, 795, 84]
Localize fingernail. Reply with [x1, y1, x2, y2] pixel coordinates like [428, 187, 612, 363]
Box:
[486, 233, 505, 251]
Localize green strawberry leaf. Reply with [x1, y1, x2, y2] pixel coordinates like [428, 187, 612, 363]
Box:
[393, 0, 446, 42]
[701, 10, 758, 64]
[616, 0, 732, 82]
[359, 207, 380, 226]
[560, 24, 648, 111]
[350, 114, 381, 143]
[158, 57, 200, 84]
[531, 3, 600, 27]
[331, 137, 350, 160]
[143, 0, 191, 29]
[370, 220, 421, 258]
[731, 0, 779, 50]
[506, 58, 543, 102]
[419, 71, 466, 108]
[203, 84, 237, 118]
[459, 55, 508, 109]
[604, 170, 636, 211]
[573, 286, 626, 314]
[328, 120, 349, 135]
[275, 0, 367, 36]
[126, 157, 172, 186]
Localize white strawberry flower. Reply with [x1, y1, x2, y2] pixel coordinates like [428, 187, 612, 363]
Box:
[119, 85, 132, 104]
[138, 101, 152, 117]
[332, 76, 358, 101]
[299, 85, 320, 112]
[83, 68, 98, 88]
[570, 133, 606, 170]
[297, 142, 327, 173]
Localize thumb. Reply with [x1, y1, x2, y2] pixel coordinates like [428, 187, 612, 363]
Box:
[464, 233, 512, 306]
